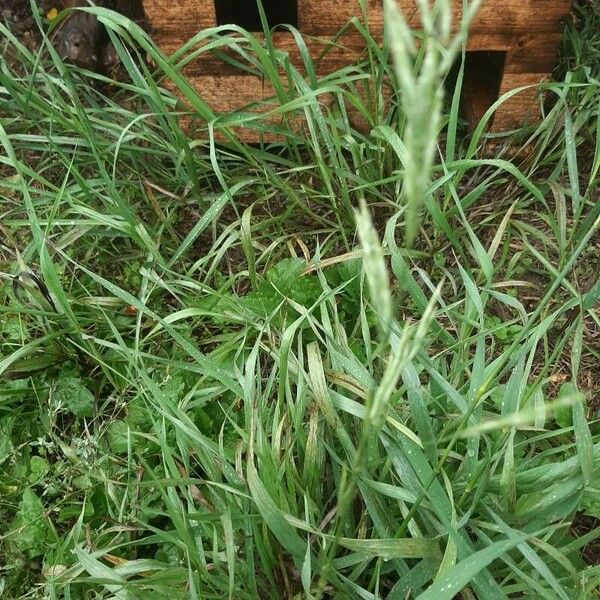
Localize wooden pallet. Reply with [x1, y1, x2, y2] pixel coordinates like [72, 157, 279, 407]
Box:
[142, 0, 572, 140]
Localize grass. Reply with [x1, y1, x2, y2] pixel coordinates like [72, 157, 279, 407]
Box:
[0, 0, 599, 597]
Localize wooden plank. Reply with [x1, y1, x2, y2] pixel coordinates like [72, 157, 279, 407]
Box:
[176, 74, 278, 113]
[150, 27, 521, 51]
[143, 0, 216, 33]
[164, 72, 392, 142]
[149, 29, 544, 82]
[165, 74, 303, 142]
[169, 71, 545, 141]
[151, 31, 368, 76]
[502, 33, 563, 74]
[166, 69, 547, 140]
[151, 28, 522, 57]
[488, 27, 563, 130]
[298, 0, 571, 36]
[492, 72, 547, 131]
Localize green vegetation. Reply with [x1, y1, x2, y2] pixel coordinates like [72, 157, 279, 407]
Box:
[1, 0, 599, 597]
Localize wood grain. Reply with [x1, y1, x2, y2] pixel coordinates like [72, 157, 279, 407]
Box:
[149, 30, 561, 84]
[154, 31, 368, 77]
[492, 72, 547, 130]
[502, 33, 563, 74]
[166, 74, 306, 142]
[143, 0, 216, 32]
[299, 0, 571, 36]
[166, 73, 392, 142]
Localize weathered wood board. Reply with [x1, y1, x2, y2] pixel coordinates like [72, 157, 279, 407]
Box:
[142, 0, 572, 140]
